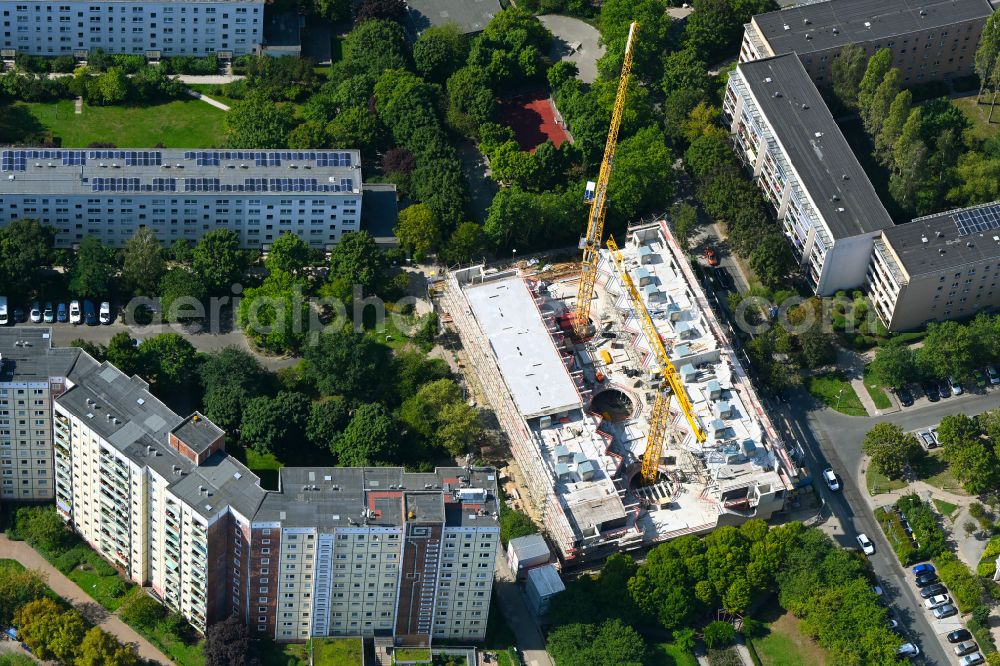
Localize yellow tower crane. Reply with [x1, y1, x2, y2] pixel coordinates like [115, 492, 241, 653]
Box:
[573, 21, 638, 340]
[606, 236, 706, 484]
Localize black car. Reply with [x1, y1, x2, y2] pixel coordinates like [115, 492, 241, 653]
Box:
[12, 307, 25, 323]
[948, 629, 973, 644]
[916, 572, 939, 587]
[922, 380, 940, 402]
[895, 386, 914, 407]
[714, 267, 735, 292]
[939, 379, 952, 399]
[920, 582, 946, 598]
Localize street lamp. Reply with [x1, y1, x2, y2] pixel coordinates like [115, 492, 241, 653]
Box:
[836, 388, 845, 410]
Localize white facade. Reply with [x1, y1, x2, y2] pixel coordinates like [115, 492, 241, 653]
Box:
[434, 525, 497, 641]
[0, 0, 263, 57]
[1, 380, 57, 500]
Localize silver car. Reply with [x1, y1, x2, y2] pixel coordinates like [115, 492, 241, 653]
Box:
[933, 603, 958, 619]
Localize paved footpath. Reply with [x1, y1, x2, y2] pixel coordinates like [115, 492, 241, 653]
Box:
[0, 534, 171, 665]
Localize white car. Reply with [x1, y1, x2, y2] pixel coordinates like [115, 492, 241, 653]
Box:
[29, 301, 41, 323]
[823, 468, 840, 491]
[857, 533, 875, 555]
[988, 366, 1000, 385]
[960, 653, 985, 666]
[924, 593, 951, 609]
[69, 300, 81, 324]
[99, 301, 111, 325]
[896, 643, 920, 657]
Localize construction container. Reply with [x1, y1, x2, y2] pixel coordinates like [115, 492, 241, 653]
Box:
[525, 564, 565, 616]
[600, 349, 612, 365]
[507, 534, 550, 577]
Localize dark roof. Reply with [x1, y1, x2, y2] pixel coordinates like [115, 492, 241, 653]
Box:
[0, 327, 84, 383]
[361, 183, 399, 245]
[884, 202, 1000, 277]
[170, 412, 223, 455]
[405, 0, 502, 36]
[753, 0, 993, 56]
[738, 55, 894, 239]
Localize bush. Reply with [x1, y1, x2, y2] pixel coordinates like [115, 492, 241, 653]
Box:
[53, 546, 85, 573]
[934, 552, 985, 612]
[874, 506, 918, 565]
[973, 604, 991, 626]
[703, 621, 737, 649]
[118, 590, 166, 629]
[969, 616, 998, 655]
[897, 495, 948, 559]
[106, 580, 128, 599]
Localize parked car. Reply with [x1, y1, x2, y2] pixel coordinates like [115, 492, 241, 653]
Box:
[948, 629, 973, 643]
[974, 369, 988, 389]
[949, 376, 964, 395]
[29, 301, 41, 323]
[918, 431, 937, 450]
[960, 653, 985, 666]
[955, 641, 979, 657]
[823, 468, 840, 491]
[913, 562, 935, 576]
[857, 533, 875, 555]
[69, 300, 81, 324]
[83, 300, 97, 326]
[99, 301, 111, 325]
[42, 302, 53, 323]
[988, 366, 1000, 385]
[56, 303, 67, 323]
[871, 584, 884, 598]
[12, 307, 25, 323]
[938, 380, 951, 399]
[923, 593, 951, 609]
[714, 267, 734, 291]
[916, 572, 939, 588]
[895, 386, 914, 407]
[886, 618, 899, 630]
[933, 604, 958, 619]
[930, 427, 940, 446]
[920, 583, 946, 598]
[704, 248, 719, 267]
[896, 643, 919, 657]
[922, 380, 940, 402]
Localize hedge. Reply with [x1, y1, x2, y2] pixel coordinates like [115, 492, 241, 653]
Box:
[874, 507, 918, 565]
[897, 494, 948, 559]
[933, 551, 985, 613]
[977, 536, 1000, 577]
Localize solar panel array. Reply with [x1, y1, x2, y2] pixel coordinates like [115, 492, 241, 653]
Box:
[954, 204, 1000, 237]
[2, 149, 90, 170]
[92, 177, 141, 192]
[183, 177, 221, 192]
[125, 151, 162, 167]
[181, 150, 354, 167]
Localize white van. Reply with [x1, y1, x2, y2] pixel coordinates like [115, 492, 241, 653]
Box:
[69, 300, 81, 324]
[0, 296, 7, 326]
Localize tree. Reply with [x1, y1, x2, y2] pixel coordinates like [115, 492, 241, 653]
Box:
[193, 229, 247, 294]
[862, 422, 922, 479]
[265, 233, 312, 275]
[685, 130, 736, 184]
[400, 379, 482, 455]
[546, 620, 647, 666]
[858, 48, 893, 116]
[830, 43, 867, 109]
[334, 402, 398, 465]
[118, 591, 165, 629]
[240, 391, 311, 457]
[304, 0, 350, 23]
[547, 60, 579, 91]
[0, 219, 54, 297]
[120, 227, 165, 296]
[203, 384, 248, 434]
[862, 68, 902, 137]
[976, 12, 1000, 102]
[919, 320, 976, 379]
[15, 506, 70, 553]
[443, 222, 489, 264]
[670, 202, 699, 251]
[14, 598, 85, 663]
[868, 341, 917, 388]
[446, 66, 496, 137]
[343, 19, 410, 76]
[302, 330, 395, 403]
[413, 23, 468, 83]
[158, 268, 207, 324]
[138, 333, 197, 394]
[306, 398, 350, 450]
[889, 107, 929, 213]
[78, 627, 139, 666]
[325, 107, 380, 153]
[749, 232, 795, 289]
[607, 126, 674, 226]
[0, 562, 47, 627]
[69, 236, 115, 299]
[171, 238, 193, 263]
[204, 615, 259, 666]
[238, 269, 310, 353]
[89, 67, 129, 105]
[661, 48, 710, 96]
[199, 346, 275, 397]
[875, 90, 913, 165]
[106, 331, 140, 376]
[395, 203, 441, 261]
[328, 230, 386, 295]
[287, 120, 329, 149]
[225, 92, 295, 148]
[355, 0, 406, 24]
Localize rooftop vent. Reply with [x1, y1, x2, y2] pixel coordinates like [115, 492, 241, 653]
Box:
[939, 248, 946, 255]
[773, 91, 782, 98]
[921, 235, 929, 243]
[864, 21, 872, 27]
[832, 27, 839, 34]
[805, 33, 812, 40]
[783, 23, 790, 30]
[764, 77, 772, 83]
[831, 194, 839, 202]
[801, 103, 809, 110]
[920, 9, 927, 16]
[814, 132, 824, 138]
[803, 18, 810, 24]
[968, 241, 974, 248]
[234, 472, 242, 480]
[836, 207, 845, 212]
[136, 398, 145, 405]
[842, 174, 850, 180]
[936, 231, 944, 238]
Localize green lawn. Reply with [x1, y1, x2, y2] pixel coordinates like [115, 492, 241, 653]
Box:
[185, 83, 242, 109]
[952, 95, 1000, 142]
[861, 366, 892, 410]
[865, 465, 907, 496]
[912, 450, 967, 494]
[67, 565, 129, 611]
[395, 648, 431, 663]
[244, 447, 283, 490]
[650, 643, 699, 666]
[312, 637, 362, 666]
[1, 99, 227, 147]
[807, 373, 868, 416]
[933, 498, 960, 519]
[753, 606, 828, 666]
[258, 638, 308, 666]
[140, 627, 204, 666]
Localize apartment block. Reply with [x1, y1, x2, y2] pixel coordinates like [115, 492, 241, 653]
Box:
[0, 0, 263, 58]
[48, 345, 499, 643]
[739, 0, 992, 85]
[868, 202, 1000, 331]
[0, 327, 81, 501]
[723, 54, 893, 295]
[0, 148, 362, 250]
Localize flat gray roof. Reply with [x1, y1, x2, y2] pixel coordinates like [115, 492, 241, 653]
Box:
[738, 55, 894, 239]
[170, 412, 223, 455]
[526, 563, 565, 596]
[406, 0, 502, 35]
[0, 327, 83, 383]
[753, 0, 993, 55]
[508, 534, 550, 562]
[0, 149, 360, 196]
[884, 201, 1000, 277]
[464, 276, 581, 418]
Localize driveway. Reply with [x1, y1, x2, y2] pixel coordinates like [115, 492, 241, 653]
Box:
[0, 534, 171, 665]
[538, 15, 604, 84]
[493, 552, 553, 666]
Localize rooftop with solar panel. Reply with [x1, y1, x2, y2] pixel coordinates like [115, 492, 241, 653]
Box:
[0, 149, 361, 195]
[882, 202, 1000, 277]
[440, 220, 796, 562]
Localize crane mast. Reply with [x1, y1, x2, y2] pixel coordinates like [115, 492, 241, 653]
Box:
[606, 236, 706, 483]
[573, 21, 638, 340]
